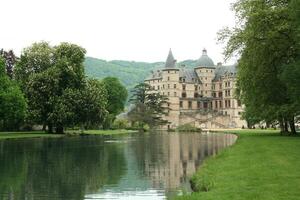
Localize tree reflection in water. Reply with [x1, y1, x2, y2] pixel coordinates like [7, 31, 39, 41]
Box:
[0, 136, 126, 200]
[0, 132, 237, 200]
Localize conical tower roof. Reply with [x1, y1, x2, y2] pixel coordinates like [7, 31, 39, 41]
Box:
[165, 49, 177, 68]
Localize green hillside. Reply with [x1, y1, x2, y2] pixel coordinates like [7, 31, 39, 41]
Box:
[84, 57, 197, 94]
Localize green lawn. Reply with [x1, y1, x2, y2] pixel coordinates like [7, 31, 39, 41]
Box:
[175, 129, 300, 200]
[0, 131, 63, 140]
[80, 129, 138, 135]
[0, 129, 138, 140]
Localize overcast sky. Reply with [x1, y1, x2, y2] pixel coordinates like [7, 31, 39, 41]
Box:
[1, 0, 236, 63]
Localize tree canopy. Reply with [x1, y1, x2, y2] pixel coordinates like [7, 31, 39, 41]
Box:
[219, 0, 300, 134]
[0, 57, 27, 131]
[128, 83, 169, 129]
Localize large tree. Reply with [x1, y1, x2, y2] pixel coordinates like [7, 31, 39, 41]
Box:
[102, 77, 128, 129]
[219, 0, 300, 134]
[128, 83, 169, 130]
[0, 57, 26, 131]
[20, 42, 101, 133]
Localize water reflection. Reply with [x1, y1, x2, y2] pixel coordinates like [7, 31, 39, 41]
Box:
[0, 132, 237, 200]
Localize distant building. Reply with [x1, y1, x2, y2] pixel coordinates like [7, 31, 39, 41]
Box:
[144, 49, 247, 129]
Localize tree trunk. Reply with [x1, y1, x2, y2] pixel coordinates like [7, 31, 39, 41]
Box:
[289, 117, 297, 135]
[47, 124, 53, 133]
[284, 118, 289, 133]
[279, 118, 284, 133]
[55, 126, 64, 134]
[42, 123, 46, 131]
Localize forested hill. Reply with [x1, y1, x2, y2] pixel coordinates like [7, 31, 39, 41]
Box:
[84, 57, 198, 93]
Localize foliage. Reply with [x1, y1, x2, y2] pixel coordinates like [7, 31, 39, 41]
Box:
[0, 49, 17, 79]
[0, 58, 27, 131]
[218, 0, 300, 134]
[176, 124, 202, 132]
[112, 119, 130, 130]
[19, 42, 108, 133]
[102, 77, 128, 129]
[128, 83, 169, 129]
[15, 42, 54, 89]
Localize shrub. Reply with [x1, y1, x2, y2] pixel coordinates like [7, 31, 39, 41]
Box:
[176, 124, 201, 132]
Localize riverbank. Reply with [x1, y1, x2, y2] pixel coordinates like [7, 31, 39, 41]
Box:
[175, 129, 300, 200]
[0, 129, 138, 140]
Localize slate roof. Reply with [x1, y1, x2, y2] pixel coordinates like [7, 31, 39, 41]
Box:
[213, 64, 237, 81]
[196, 49, 215, 67]
[179, 68, 200, 83]
[165, 49, 177, 68]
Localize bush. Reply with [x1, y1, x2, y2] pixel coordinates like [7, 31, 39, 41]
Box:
[176, 124, 201, 132]
[112, 119, 130, 129]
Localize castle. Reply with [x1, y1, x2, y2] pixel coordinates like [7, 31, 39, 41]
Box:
[145, 49, 247, 130]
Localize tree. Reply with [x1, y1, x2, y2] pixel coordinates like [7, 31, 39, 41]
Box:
[23, 42, 88, 133]
[102, 77, 128, 129]
[128, 83, 169, 130]
[219, 0, 300, 134]
[0, 49, 17, 79]
[15, 42, 54, 89]
[52, 79, 108, 131]
[0, 57, 26, 130]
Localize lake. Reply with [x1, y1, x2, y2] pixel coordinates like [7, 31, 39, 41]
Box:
[0, 132, 237, 200]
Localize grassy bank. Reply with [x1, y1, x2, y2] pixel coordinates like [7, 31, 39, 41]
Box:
[175, 129, 300, 200]
[79, 129, 138, 135]
[0, 129, 138, 140]
[0, 131, 63, 140]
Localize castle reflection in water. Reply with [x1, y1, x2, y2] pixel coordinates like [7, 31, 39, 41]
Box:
[135, 132, 237, 190]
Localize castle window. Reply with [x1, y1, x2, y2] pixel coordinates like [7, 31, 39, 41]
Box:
[219, 101, 222, 108]
[197, 101, 201, 109]
[182, 85, 186, 90]
[195, 85, 198, 91]
[167, 76, 170, 81]
[206, 70, 208, 72]
[211, 70, 213, 72]
[168, 84, 170, 89]
[205, 77, 207, 80]
[238, 112, 242, 115]
[174, 92, 177, 96]
[183, 78, 186, 82]
[158, 85, 160, 90]
[203, 102, 208, 109]
[179, 77, 182, 81]
[194, 93, 198, 98]
[168, 92, 170, 96]
[218, 92, 222, 98]
[228, 82, 231, 87]
[163, 84, 165, 89]
[212, 92, 216, 98]
[205, 84, 207, 87]
[219, 83, 222, 89]
[182, 93, 187, 98]
[180, 101, 183, 108]
[188, 101, 192, 109]
[174, 84, 176, 88]
[215, 101, 218, 108]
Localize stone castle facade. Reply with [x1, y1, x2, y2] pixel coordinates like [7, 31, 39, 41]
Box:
[145, 49, 247, 129]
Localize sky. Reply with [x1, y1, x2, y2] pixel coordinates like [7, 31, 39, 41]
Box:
[1, 0, 237, 63]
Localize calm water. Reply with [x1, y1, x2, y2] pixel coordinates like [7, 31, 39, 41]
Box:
[0, 132, 237, 200]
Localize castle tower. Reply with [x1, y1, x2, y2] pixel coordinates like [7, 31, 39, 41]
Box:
[161, 49, 180, 129]
[194, 49, 216, 98]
